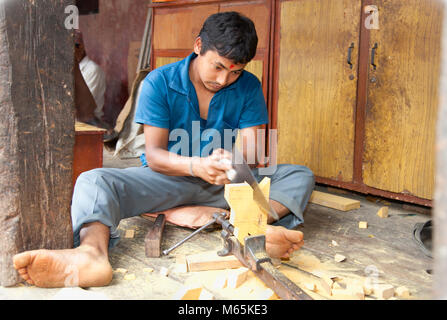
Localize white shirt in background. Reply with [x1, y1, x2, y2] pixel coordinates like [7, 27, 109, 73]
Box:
[79, 56, 106, 120]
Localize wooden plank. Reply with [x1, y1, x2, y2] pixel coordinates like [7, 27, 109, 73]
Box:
[186, 250, 244, 272]
[145, 214, 166, 258]
[363, 0, 444, 199]
[309, 191, 360, 211]
[276, 0, 361, 182]
[0, 0, 75, 286]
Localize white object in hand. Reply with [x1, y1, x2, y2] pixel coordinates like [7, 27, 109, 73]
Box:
[219, 158, 237, 181]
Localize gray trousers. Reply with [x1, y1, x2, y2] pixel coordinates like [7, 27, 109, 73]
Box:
[71, 164, 315, 248]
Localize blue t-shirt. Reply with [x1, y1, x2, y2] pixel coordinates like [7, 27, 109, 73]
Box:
[134, 53, 269, 165]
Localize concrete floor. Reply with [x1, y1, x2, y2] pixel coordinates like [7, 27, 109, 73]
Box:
[0, 148, 434, 300]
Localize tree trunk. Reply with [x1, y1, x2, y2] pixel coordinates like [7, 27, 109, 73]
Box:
[0, 0, 75, 287]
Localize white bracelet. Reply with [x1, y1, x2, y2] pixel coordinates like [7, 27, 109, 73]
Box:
[189, 157, 196, 177]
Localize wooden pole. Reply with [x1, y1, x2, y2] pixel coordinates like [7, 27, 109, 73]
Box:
[434, 0, 447, 300]
[0, 0, 75, 287]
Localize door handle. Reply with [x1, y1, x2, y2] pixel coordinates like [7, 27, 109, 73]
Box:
[371, 43, 378, 70]
[347, 43, 354, 69]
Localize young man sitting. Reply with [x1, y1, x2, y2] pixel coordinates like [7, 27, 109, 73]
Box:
[13, 12, 315, 288]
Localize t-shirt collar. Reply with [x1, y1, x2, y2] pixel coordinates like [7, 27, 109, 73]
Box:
[168, 52, 238, 95]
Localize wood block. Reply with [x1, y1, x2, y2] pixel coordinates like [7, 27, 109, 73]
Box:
[225, 178, 270, 244]
[145, 214, 166, 258]
[186, 251, 244, 272]
[334, 254, 346, 262]
[124, 229, 135, 238]
[359, 221, 368, 229]
[172, 286, 203, 300]
[377, 206, 389, 218]
[227, 267, 250, 289]
[309, 191, 361, 211]
[376, 284, 395, 299]
[395, 286, 410, 298]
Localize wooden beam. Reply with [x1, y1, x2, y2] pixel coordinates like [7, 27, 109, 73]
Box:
[309, 191, 361, 211]
[0, 0, 75, 286]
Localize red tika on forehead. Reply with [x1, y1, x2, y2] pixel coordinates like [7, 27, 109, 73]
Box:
[230, 64, 235, 69]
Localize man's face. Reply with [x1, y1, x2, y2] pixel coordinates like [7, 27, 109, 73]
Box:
[194, 42, 247, 93]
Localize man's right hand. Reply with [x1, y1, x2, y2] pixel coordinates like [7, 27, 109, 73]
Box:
[193, 149, 233, 185]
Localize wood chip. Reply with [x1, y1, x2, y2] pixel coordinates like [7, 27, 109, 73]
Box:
[172, 285, 203, 300]
[395, 286, 410, 298]
[359, 221, 368, 229]
[114, 268, 128, 274]
[377, 206, 389, 218]
[123, 274, 136, 281]
[376, 284, 395, 299]
[124, 229, 135, 238]
[143, 267, 154, 273]
[334, 254, 346, 262]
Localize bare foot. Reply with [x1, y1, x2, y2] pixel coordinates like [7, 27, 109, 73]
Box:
[265, 225, 304, 259]
[144, 206, 230, 229]
[12, 245, 113, 288]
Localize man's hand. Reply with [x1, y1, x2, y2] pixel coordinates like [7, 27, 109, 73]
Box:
[194, 149, 233, 185]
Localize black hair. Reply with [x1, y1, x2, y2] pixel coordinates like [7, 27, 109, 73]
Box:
[198, 11, 258, 65]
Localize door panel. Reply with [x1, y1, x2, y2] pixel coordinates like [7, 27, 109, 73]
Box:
[276, 0, 361, 182]
[153, 5, 219, 50]
[363, 0, 444, 199]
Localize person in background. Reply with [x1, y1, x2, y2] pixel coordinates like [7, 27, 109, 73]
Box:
[74, 30, 108, 129]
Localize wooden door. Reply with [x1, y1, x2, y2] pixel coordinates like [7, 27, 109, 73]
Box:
[275, 0, 361, 182]
[363, 0, 444, 199]
[152, 4, 219, 66]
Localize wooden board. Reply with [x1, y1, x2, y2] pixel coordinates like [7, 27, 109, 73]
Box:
[186, 250, 244, 272]
[309, 191, 361, 211]
[0, 0, 75, 286]
[276, 0, 361, 182]
[363, 0, 444, 199]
